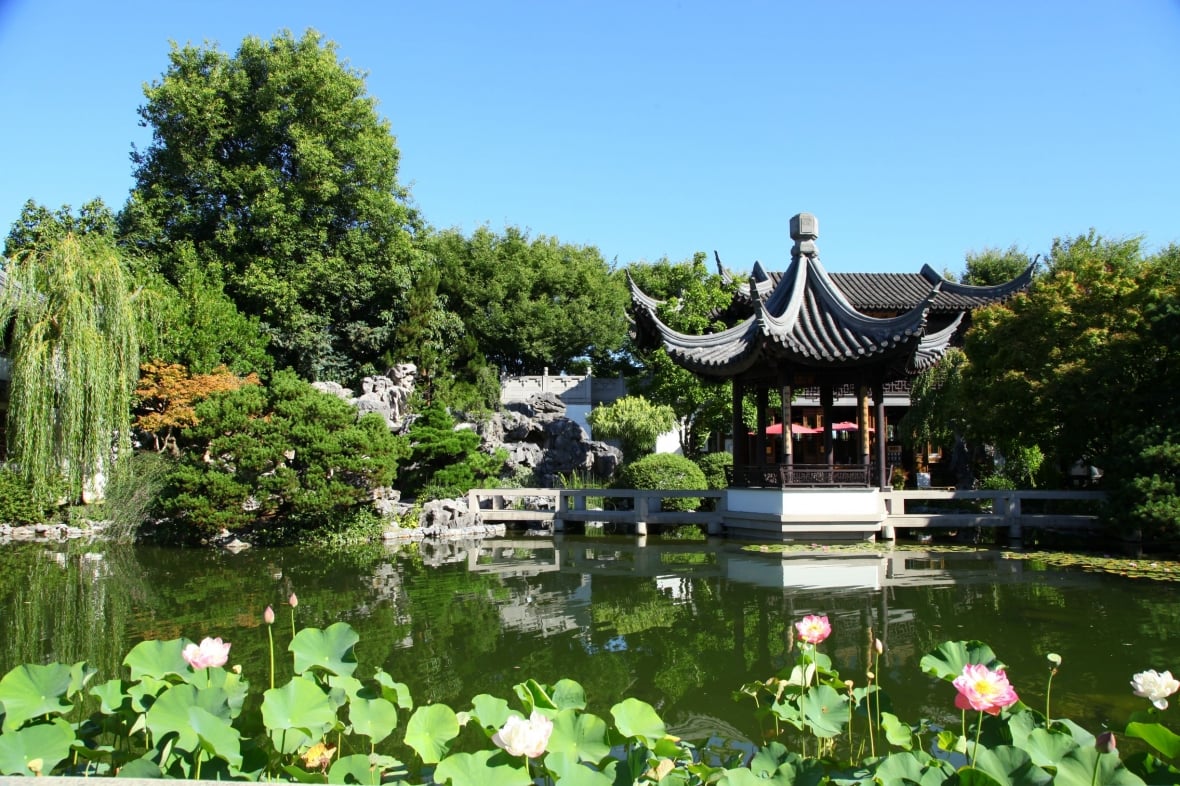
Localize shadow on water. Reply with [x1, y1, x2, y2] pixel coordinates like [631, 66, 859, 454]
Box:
[1, 535, 1177, 744]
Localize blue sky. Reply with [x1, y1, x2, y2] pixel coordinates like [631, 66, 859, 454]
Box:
[1, 1, 1177, 274]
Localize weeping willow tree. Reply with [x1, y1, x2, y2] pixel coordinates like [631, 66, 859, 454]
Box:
[0, 233, 140, 504]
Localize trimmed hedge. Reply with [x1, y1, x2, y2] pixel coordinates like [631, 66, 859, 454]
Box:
[617, 453, 707, 512]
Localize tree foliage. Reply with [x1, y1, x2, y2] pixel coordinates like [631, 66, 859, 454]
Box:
[914, 233, 1180, 535]
[4, 199, 118, 257]
[961, 245, 1032, 286]
[429, 226, 629, 376]
[624, 253, 737, 457]
[134, 361, 260, 454]
[153, 370, 407, 541]
[587, 395, 676, 462]
[399, 404, 506, 501]
[121, 29, 419, 381]
[388, 261, 498, 412]
[147, 243, 273, 375]
[0, 233, 140, 503]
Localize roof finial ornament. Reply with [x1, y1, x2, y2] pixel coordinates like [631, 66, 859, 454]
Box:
[790, 212, 819, 264]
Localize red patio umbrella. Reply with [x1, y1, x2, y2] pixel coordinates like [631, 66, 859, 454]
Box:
[751, 423, 823, 435]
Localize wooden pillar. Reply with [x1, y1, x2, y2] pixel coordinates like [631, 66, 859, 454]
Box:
[874, 380, 887, 489]
[780, 372, 793, 466]
[821, 384, 834, 466]
[858, 384, 871, 466]
[732, 379, 747, 467]
[755, 384, 769, 467]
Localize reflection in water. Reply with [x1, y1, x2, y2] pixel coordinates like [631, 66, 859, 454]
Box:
[1, 536, 1176, 743]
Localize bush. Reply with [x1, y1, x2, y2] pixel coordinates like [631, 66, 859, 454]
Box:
[617, 453, 707, 512]
[151, 370, 408, 543]
[695, 451, 732, 490]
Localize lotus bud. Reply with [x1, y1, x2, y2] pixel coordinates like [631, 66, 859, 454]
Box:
[1095, 731, 1117, 754]
[264, 605, 275, 625]
[875, 638, 884, 655]
[289, 593, 299, 608]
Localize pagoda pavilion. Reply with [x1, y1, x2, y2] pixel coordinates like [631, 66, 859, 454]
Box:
[628, 213, 1031, 538]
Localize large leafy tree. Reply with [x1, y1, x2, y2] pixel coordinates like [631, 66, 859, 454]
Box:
[961, 233, 1146, 471]
[913, 233, 1180, 535]
[624, 253, 737, 457]
[0, 232, 140, 503]
[429, 226, 629, 376]
[120, 29, 419, 382]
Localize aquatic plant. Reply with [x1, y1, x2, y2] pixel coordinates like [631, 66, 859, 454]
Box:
[0, 614, 1176, 784]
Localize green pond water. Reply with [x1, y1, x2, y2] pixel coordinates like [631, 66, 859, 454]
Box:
[1, 535, 1176, 746]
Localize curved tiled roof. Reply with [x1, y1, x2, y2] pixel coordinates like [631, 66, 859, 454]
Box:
[729, 261, 1035, 313]
[642, 214, 1033, 383]
[630, 256, 937, 378]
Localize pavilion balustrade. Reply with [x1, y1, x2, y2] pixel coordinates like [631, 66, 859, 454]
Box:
[726, 463, 884, 488]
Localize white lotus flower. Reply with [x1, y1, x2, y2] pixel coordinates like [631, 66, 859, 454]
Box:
[492, 711, 553, 758]
[1131, 669, 1180, 710]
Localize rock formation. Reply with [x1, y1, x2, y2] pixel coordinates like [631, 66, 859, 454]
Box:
[313, 363, 417, 429]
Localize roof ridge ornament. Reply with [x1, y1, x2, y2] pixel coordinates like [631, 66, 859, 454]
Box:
[790, 212, 819, 264]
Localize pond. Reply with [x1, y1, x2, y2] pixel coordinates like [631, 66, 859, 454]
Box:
[1, 535, 1176, 745]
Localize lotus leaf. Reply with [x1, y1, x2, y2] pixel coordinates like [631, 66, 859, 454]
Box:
[261, 676, 338, 744]
[546, 709, 610, 763]
[123, 639, 190, 681]
[291, 623, 359, 677]
[433, 749, 529, 786]
[920, 640, 1006, 682]
[800, 684, 849, 738]
[348, 697, 398, 744]
[610, 697, 666, 742]
[0, 663, 77, 733]
[405, 703, 459, 764]
[0, 717, 74, 775]
[469, 694, 512, 732]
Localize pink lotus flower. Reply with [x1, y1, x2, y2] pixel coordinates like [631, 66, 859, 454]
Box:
[264, 606, 275, 625]
[953, 663, 1019, 715]
[795, 614, 832, 645]
[289, 593, 299, 608]
[183, 637, 231, 670]
[492, 711, 553, 758]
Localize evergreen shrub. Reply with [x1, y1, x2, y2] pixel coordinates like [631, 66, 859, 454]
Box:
[151, 370, 408, 543]
[617, 453, 707, 513]
[695, 451, 732, 490]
